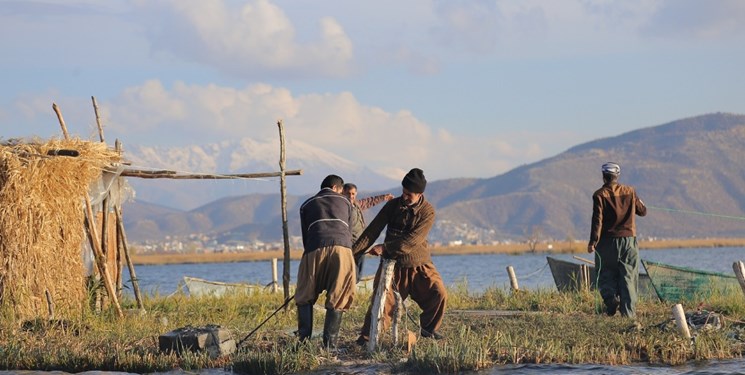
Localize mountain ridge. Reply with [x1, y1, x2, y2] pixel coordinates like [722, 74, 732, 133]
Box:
[122, 112, 745, 244]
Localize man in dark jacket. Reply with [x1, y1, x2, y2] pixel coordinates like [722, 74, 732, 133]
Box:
[588, 162, 647, 318]
[353, 168, 447, 345]
[296, 174, 356, 349]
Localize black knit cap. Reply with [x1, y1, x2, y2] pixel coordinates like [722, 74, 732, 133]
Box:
[402, 168, 427, 193]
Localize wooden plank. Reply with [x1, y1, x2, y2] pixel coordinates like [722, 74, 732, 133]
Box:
[120, 169, 302, 179]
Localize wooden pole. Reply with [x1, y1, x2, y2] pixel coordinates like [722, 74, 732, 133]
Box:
[733, 261, 745, 298]
[672, 304, 691, 339]
[83, 197, 123, 317]
[507, 266, 519, 291]
[271, 258, 279, 293]
[369, 258, 396, 352]
[54, 102, 123, 318]
[114, 139, 144, 311]
[92, 96, 105, 143]
[116, 206, 145, 311]
[277, 120, 291, 302]
[101, 197, 112, 294]
[579, 264, 590, 292]
[52, 103, 70, 139]
[120, 169, 302, 179]
[573, 255, 595, 266]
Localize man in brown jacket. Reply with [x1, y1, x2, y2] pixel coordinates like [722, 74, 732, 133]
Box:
[353, 168, 447, 345]
[342, 183, 394, 282]
[587, 162, 647, 318]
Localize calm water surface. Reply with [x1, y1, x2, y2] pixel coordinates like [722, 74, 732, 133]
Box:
[124, 246, 745, 296]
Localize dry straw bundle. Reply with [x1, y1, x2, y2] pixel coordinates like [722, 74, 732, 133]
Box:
[0, 137, 121, 320]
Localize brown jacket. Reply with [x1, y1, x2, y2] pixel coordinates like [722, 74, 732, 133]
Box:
[589, 181, 647, 247]
[350, 194, 391, 242]
[352, 196, 435, 268]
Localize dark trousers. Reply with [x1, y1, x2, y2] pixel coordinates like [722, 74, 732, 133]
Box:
[595, 236, 639, 318]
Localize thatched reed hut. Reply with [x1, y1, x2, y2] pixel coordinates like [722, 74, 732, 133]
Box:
[0, 138, 122, 320]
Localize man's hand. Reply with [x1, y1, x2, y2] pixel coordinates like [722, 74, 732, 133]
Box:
[587, 244, 595, 254]
[384, 193, 394, 201]
[367, 244, 384, 256]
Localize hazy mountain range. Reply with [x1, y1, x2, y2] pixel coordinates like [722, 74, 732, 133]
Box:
[123, 138, 398, 210]
[121, 113, 745, 243]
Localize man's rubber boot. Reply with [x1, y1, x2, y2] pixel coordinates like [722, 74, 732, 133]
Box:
[297, 304, 314, 341]
[322, 309, 344, 350]
[604, 296, 619, 316]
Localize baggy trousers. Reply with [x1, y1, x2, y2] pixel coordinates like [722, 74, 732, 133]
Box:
[359, 261, 447, 339]
[295, 245, 356, 311]
[595, 236, 639, 318]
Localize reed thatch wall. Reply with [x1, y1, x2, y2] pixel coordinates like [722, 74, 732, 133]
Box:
[0, 138, 120, 320]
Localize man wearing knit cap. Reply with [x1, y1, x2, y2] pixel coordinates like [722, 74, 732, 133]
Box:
[588, 162, 647, 318]
[353, 168, 448, 344]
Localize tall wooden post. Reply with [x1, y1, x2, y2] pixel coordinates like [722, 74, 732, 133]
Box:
[277, 120, 291, 302]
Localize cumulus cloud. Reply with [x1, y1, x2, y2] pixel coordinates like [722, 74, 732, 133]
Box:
[132, 0, 354, 79]
[28, 80, 543, 179]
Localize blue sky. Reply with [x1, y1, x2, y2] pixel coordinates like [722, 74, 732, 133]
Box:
[1, 0, 744, 181]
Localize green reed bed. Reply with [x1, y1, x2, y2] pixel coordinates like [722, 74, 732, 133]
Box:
[2, 284, 745, 374]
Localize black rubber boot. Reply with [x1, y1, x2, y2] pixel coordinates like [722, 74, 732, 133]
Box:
[297, 304, 314, 341]
[604, 296, 620, 316]
[322, 309, 344, 350]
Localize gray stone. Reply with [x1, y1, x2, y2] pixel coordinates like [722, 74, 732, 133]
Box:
[159, 324, 234, 358]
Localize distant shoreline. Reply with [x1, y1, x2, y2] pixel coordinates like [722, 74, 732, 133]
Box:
[130, 237, 745, 265]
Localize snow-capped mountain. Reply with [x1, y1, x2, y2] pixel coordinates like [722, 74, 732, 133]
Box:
[123, 137, 399, 210]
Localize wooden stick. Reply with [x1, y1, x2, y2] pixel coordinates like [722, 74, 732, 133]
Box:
[116, 206, 145, 311]
[101, 196, 115, 301]
[278, 120, 291, 302]
[579, 264, 590, 292]
[92, 96, 105, 143]
[84, 189, 123, 317]
[52, 103, 70, 139]
[45, 290, 54, 319]
[573, 255, 595, 265]
[120, 169, 302, 179]
[271, 258, 279, 294]
[54, 102, 123, 318]
[369, 258, 396, 352]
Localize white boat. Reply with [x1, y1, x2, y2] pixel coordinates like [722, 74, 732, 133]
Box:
[183, 276, 263, 297]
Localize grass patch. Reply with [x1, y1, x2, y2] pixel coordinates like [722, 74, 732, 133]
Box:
[2, 284, 745, 373]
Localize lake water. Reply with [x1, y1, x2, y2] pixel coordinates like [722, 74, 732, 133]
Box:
[124, 246, 745, 297]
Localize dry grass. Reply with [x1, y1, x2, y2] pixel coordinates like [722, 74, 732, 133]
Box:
[0, 138, 121, 320]
[2, 285, 745, 374]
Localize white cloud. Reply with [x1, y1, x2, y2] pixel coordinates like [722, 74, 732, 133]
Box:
[132, 0, 354, 79]
[5, 80, 552, 179]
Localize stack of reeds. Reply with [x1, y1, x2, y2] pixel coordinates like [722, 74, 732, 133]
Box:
[0, 137, 120, 320]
